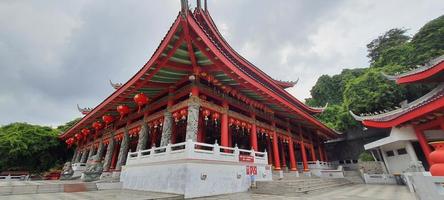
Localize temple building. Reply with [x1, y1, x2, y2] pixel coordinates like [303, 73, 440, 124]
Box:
[60, 1, 339, 198]
[350, 55, 444, 177]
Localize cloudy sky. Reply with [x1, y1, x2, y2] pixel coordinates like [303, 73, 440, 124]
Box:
[0, 0, 442, 127]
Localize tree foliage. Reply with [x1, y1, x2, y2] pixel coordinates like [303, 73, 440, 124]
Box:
[367, 28, 410, 66]
[0, 119, 79, 173]
[306, 68, 365, 107]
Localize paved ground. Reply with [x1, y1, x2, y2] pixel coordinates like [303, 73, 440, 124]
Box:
[0, 189, 182, 200]
[197, 184, 416, 200]
[1, 184, 415, 200]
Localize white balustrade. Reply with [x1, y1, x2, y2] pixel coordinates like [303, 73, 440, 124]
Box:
[126, 140, 268, 166]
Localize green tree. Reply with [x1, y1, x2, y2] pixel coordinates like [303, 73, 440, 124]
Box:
[306, 68, 365, 107]
[367, 28, 410, 66]
[0, 123, 70, 172]
[0, 118, 80, 173]
[410, 15, 444, 65]
[344, 67, 406, 114]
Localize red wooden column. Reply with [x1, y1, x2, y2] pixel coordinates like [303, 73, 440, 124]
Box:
[288, 138, 297, 171]
[250, 114, 258, 151]
[299, 126, 309, 172]
[310, 143, 317, 161]
[220, 101, 229, 147]
[110, 141, 120, 170]
[272, 123, 281, 170]
[266, 135, 273, 165]
[279, 138, 287, 168]
[414, 128, 433, 166]
[318, 142, 324, 162]
[323, 144, 329, 162]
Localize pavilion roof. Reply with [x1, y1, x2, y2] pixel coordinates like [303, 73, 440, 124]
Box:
[350, 83, 444, 128]
[382, 55, 444, 84]
[60, 6, 337, 140]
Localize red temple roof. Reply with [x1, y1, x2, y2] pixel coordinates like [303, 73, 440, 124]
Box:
[60, 7, 336, 140]
[350, 83, 444, 128]
[382, 55, 444, 84]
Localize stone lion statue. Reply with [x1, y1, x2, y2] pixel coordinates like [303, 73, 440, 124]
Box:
[60, 162, 74, 180]
[81, 155, 104, 182]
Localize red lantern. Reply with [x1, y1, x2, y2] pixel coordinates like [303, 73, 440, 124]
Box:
[180, 109, 187, 120]
[134, 93, 149, 112]
[102, 115, 114, 125]
[74, 133, 82, 140]
[241, 122, 246, 128]
[235, 120, 241, 127]
[173, 112, 180, 122]
[65, 138, 75, 147]
[92, 121, 103, 131]
[212, 112, 220, 121]
[81, 128, 90, 137]
[202, 109, 211, 121]
[117, 105, 130, 119]
[229, 118, 235, 126]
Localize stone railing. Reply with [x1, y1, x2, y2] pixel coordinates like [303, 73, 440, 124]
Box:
[0, 175, 29, 181]
[297, 160, 335, 170]
[126, 140, 268, 166]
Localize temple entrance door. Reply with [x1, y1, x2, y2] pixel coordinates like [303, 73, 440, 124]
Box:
[173, 120, 187, 144]
[412, 141, 430, 170]
[129, 135, 138, 153]
[203, 118, 220, 144]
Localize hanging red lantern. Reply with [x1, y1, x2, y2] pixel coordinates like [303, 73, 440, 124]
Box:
[81, 128, 91, 137]
[229, 118, 235, 126]
[173, 112, 180, 123]
[117, 105, 130, 119]
[235, 120, 241, 128]
[180, 109, 187, 120]
[212, 112, 220, 121]
[134, 93, 149, 112]
[153, 121, 159, 128]
[65, 138, 75, 147]
[202, 109, 211, 121]
[247, 124, 252, 131]
[241, 122, 246, 129]
[102, 115, 114, 125]
[74, 133, 82, 140]
[92, 121, 103, 131]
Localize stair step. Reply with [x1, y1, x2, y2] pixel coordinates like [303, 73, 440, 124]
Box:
[253, 177, 353, 196]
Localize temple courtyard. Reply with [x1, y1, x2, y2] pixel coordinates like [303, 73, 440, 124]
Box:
[0, 184, 414, 200]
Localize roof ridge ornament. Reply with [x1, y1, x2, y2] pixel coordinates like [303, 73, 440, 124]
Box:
[181, 0, 189, 16]
[109, 80, 122, 90]
[77, 104, 92, 115]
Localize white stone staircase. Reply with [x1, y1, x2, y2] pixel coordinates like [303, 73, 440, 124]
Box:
[343, 170, 365, 184]
[252, 172, 352, 196]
